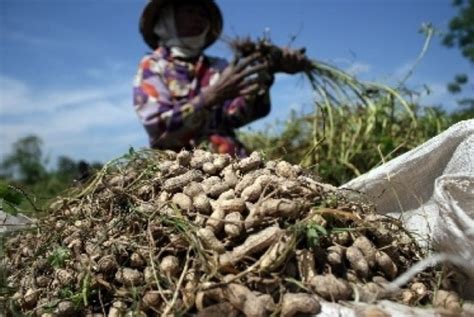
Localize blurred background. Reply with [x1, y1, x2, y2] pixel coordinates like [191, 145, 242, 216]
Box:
[1, 0, 473, 207]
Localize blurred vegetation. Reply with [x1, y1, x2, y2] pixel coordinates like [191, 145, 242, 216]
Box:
[0, 135, 102, 215]
[443, 0, 474, 108]
[1, 105, 472, 216]
[240, 102, 473, 186]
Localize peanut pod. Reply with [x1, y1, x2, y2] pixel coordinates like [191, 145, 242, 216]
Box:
[433, 290, 462, 312]
[276, 161, 298, 179]
[176, 150, 192, 166]
[224, 212, 244, 238]
[346, 246, 370, 279]
[353, 236, 377, 268]
[281, 293, 321, 317]
[163, 170, 203, 192]
[183, 182, 204, 198]
[172, 193, 193, 211]
[219, 198, 246, 214]
[193, 194, 212, 215]
[259, 233, 295, 272]
[241, 183, 263, 202]
[206, 204, 225, 233]
[235, 152, 262, 173]
[309, 274, 353, 301]
[327, 245, 345, 267]
[197, 228, 226, 254]
[219, 226, 283, 268]
[296, 249, 317, 283]
[260, 198, 300, 217]
[223, 283, 267, 317]
[375, 250, 398, 280]
[222, 166, 239, 188]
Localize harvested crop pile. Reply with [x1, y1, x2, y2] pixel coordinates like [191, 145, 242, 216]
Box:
[2, 150, 462, 316]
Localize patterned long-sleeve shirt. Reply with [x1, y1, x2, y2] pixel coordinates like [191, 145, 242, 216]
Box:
[133, 47, 271, 157]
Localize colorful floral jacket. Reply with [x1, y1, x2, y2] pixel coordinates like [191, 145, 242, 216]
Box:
[133, 47, 272, 157]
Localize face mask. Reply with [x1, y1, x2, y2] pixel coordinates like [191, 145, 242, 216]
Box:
[153, 5, 210, 58]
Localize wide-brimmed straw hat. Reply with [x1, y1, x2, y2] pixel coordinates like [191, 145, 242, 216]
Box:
[140, 0, 223, 50]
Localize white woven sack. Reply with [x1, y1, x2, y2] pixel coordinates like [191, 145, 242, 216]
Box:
[343, 119, 474, 299]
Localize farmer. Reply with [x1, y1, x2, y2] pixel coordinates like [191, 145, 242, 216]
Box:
[134, 0, 311, 156]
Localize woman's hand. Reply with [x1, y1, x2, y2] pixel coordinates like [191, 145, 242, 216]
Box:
[202, 53, 269, 107]
[272, 47, 313, 74]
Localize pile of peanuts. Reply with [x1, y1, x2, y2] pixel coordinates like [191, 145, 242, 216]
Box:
[2, 150, 462, 316]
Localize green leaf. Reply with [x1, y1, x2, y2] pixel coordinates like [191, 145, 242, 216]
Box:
[0, 182, 24, 206]
[454, 73, 468, 84]
[47, 247, 70, 268]
[447, 82, 462, 94]
[314, 224, 328, 236]
[306, 227, 320, 247]
[307, 227, 319, 239]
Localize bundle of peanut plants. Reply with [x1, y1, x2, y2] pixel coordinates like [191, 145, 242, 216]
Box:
[232, 38, 453, 185]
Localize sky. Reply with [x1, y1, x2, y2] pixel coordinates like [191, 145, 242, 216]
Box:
[0, 0, 472, 165]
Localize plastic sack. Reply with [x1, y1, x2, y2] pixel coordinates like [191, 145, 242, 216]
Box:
[0, 210, 32, 234]
[315, 120, 474, 316]
[343, 119, 474, 298]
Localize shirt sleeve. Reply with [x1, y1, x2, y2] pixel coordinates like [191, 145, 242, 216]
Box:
[133, 56, 208, 149]
[222, 89, 272, 129]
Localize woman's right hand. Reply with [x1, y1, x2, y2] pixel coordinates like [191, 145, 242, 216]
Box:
[202, 53, 269, 107]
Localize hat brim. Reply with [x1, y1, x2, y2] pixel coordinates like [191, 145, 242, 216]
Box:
[140, 0, 223, 50]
